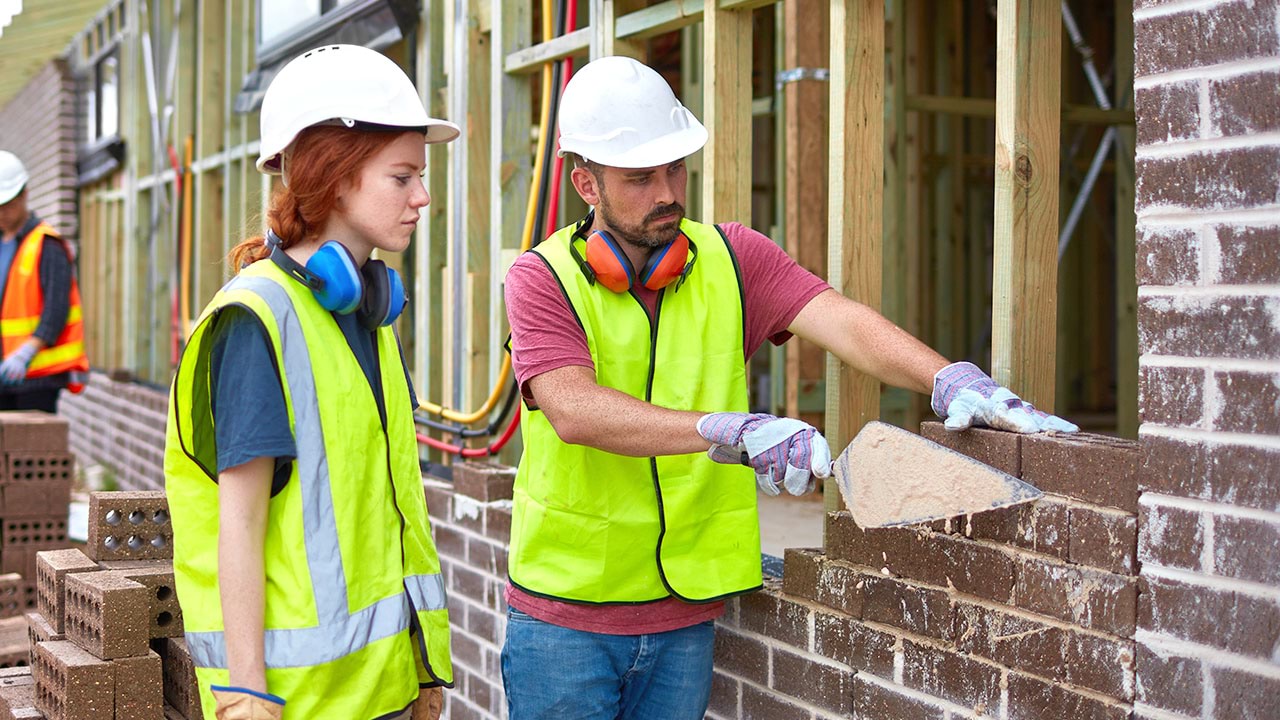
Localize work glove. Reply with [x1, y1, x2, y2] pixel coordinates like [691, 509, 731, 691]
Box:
[211, 686, 285, 720]
[0, 344, 36, 385]
[413, 686, 444, 720]
[931, 361, 1078, 434]
[697, 412, 832, 496]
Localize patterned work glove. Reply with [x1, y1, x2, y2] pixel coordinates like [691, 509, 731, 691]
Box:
[0, 344, 36, 385]
[696, 412, 832, 496]
[413, 686, 444, 720]
[211, 686, 285, 720]
[931, 361, 1078, 433]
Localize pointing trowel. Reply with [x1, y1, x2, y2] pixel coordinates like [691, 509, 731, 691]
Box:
[829, 421, 1042, 529]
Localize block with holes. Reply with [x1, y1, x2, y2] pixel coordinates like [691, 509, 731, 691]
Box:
[0, 665, 35, 718]
[86, 492, 172, 562]
[158, 637, 202, 720]
[63, 572, 149, 660]
[25, 612, 61, 667]
[35, 549, 98, 633]
[99, 561, 182, 639]
[2, 517, 67, 549]
[0, 412, 68, 454]
[113, 650, 163, 720]
[33, 640, 114, 720]
[0, 617, 27, 668]
[0, 573, 24, 620]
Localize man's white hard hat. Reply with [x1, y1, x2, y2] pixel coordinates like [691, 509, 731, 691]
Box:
[557, 56, 707, 169]
[256, 44, 459, 175]
[0, 152, 29, 205]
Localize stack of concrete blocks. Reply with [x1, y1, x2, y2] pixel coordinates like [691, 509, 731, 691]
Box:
[9, 490, 201, 720]
[0, 413, 74, 615]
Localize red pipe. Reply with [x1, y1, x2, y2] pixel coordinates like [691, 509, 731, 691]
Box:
[544, 0, 577, 236]
[417, 404, 521, 458]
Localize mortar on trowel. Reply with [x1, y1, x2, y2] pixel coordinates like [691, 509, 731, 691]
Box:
[831, 421, 1042, 528]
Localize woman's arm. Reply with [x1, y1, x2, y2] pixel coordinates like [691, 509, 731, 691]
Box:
[218, 455, 273, 692]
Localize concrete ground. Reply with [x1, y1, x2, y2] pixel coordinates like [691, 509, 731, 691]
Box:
[757, 492, 825, 558]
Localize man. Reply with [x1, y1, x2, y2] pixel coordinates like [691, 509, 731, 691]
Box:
[502, 56, 1074, 719]
[0, 152, 88, 414]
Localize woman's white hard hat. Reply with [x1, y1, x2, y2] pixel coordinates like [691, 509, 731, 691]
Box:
[257, 44, 459, 174]
[0, 152, 29, 205]
[557, 56, 707, 169]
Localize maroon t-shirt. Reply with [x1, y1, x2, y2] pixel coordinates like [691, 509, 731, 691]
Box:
[503, 221, 830, 635]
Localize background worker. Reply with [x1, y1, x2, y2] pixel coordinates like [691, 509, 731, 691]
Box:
[165, 45, 456, 720]
[0, 151, 89, 414]
[502, 55, 1076, 719]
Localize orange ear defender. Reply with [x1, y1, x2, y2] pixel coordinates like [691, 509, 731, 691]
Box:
[570, 220, 697, 294]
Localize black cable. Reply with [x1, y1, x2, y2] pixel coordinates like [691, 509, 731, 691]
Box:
[414, 379, 519, 438]
[531, 0, 569, 248]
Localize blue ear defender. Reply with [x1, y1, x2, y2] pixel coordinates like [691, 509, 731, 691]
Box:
[265, 229, 406, 328]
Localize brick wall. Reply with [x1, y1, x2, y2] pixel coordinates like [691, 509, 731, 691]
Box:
[1131, 1, 1280, 718]
[0, 59, 79, 244]
[59, 373, 168, 492]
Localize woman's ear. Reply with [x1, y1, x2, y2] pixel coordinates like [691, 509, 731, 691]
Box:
[570, 165, 601, 206]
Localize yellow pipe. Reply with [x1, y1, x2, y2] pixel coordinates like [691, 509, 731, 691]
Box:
[180, 135, 194, 341]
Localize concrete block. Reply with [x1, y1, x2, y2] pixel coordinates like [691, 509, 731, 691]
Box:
[113, 651, 162, 720]
[2, 455, 73, 488]
[0, 575, 24, 620]
[85, 492, 171, 562]
[35, 550, 97, 634]
[0, 414, 68, 454]
[104, 562, 182, 639]
[157, 638, 202, 720]
[24, 613, 61, 668]
[1, 518, 67, 549]
[0, 665, 35, 718]
[63, 572, 149, 660]
[33, 640, 113, 720]
[0, 618, 27, 669]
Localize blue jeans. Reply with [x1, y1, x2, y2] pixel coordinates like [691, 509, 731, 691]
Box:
[501, 608, 715, 720]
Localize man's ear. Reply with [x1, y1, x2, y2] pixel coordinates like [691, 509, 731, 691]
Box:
[570, 166, 601, 206]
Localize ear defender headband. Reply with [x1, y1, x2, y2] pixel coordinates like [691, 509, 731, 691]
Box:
[569, 216, 697, 294]
[265, 229, 406, 329]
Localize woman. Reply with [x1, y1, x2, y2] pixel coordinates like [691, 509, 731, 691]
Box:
[165, 44, 457, 720]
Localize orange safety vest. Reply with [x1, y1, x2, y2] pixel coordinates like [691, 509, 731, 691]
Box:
[0, 223, 89, 392]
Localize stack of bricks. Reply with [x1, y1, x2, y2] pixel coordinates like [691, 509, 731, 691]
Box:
[58, 374, 169, 492]
[7, 490, 201, 720]
[709, 423, 1141, 719]
[0, 412, 75, 615]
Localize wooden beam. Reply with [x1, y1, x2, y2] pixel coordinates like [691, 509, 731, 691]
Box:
[465, 1, 493, 413]
[824, 0, 883, 513]
[991, 0, 1062, 410]
[701, 0, 752, 224]
[1115, 0, 1137, 437]
[906, 94, 1134, 126]
[504, 27, 589, 73]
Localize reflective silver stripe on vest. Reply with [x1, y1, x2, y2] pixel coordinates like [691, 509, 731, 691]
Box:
[185, 275, 446, 670]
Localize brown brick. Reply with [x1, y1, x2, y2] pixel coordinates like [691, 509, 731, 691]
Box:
[108, 562, 183, 639]
[1066, 632, 1136, 700]
[781, 547, 823, 602]
[967, 496, 1071, 560]
[1214, 514, 1280, 585]
[707, 671, 739, 718]
[1138, 502, 1203, 571]
[1215, 371, 1280, 435]
[1006, 672, 1131, 720]
[712, 628, 768, 686]
[423, 481, 452, 522]
[63, 571, 150, 659]
[24, 612, 60, 666]
[1139, 294, 1280, 362]
[1136, 226, 1201, 286]
[901, 640, 1001, 714]
[4, 454, 73, 488]
[1210, 69, 1280, 137]
[484, 505, 512, 544]
[1069, 507, 1137, 575]
[1013, 558, 1137, 636]
[813, 611, 895, 679]
[1, 480, 70, 520]
[1211, 666, 1280, 720]
[0, 575, 23, 620]
[432, 525, 465, 560]
[1139, 365, 1204, 428]
[795, 553, 864, 619]
[919, 421, 1021, 477]
[1134, 81, 1200, 146]
[157, 638, 202, 720]
[85, 492, 172, 562]
[741, 681, 810, 720]
[738, 584, 810, 650]
[33, 640, 114, 720]
[1218, 225, 1280, 285]
[113, 651, 162, 720]
[1137, 147, 1280, 213]
[0, 414, 68, 454]
[450, 565, 490, 606]
[1135, 641, 1201, 716]
[452, 461, 515, 502]
[861, 573, 952, 641]
[849, 674, 947, 719]
[1140, 575, 1280, 659]
[1135, 1, 1280, 76]
[771, 647, 854, 716]
[952, 602, 1067, 681]
[1021, 433, 1139, 511]
[2, 517, 67, 548]
[466, 537, 507, 578]
[1141, 434, 1280, 510]
[35, 549, 98, 634]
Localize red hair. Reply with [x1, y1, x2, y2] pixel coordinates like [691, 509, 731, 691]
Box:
[228, 125, 419, 269]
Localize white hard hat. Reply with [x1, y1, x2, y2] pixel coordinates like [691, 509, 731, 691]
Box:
[557, 56, 707, 169]
[0, 152, 29, 205]
[257, 44, 459, 174]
